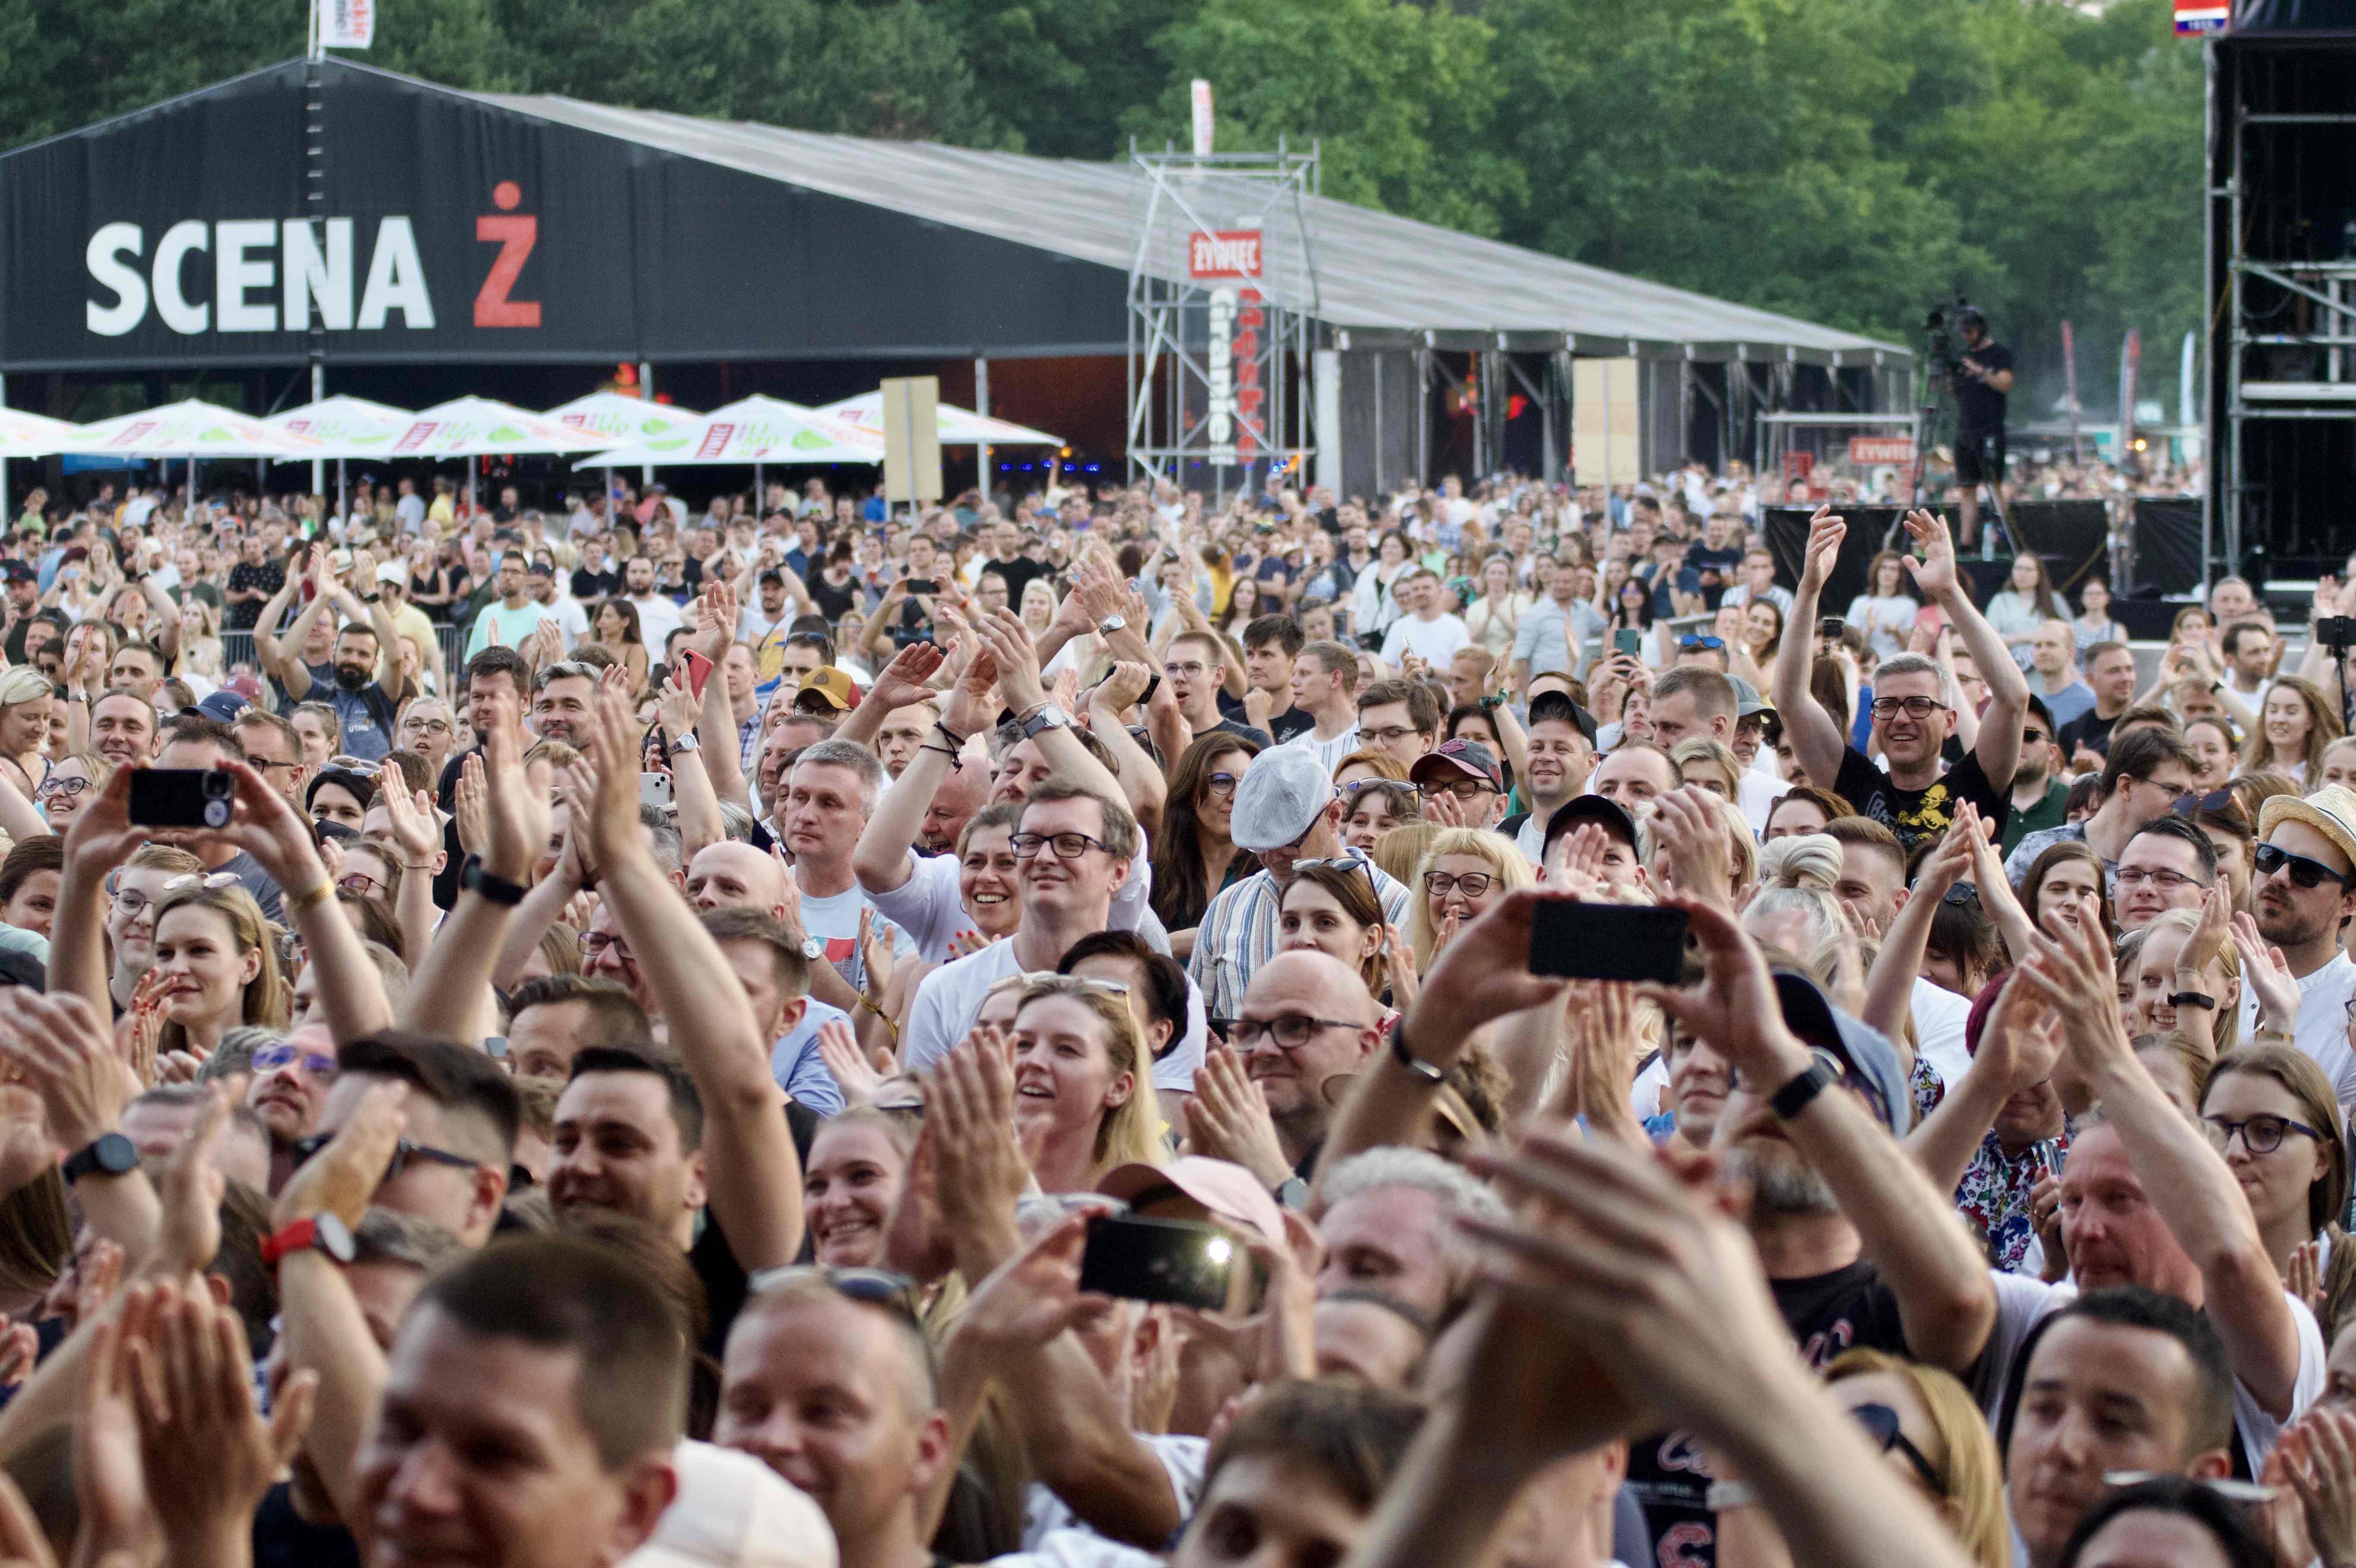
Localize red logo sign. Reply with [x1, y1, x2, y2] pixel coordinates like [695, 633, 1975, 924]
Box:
[695, 424, 735, 460]
[474, 181, 541, 329]
[1849, 436, 1917, 465]
[1189, 231, 1263, 279]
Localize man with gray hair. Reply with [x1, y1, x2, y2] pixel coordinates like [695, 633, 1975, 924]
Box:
[779, 737, 913, 998]
[1315, 1146, 1507, 1321]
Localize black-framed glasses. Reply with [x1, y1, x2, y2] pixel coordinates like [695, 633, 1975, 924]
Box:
[1206, 771, 1242, 797]
[1359, 724, 1423, 746]
[579, 930, 633, 960]
[1424, 869, 1494, 898]
[290, 1132, 478, 1183]
[33, 775, 86, 798]
[1678, 634, 1725, 651]
[2203, 1112, 2327, 1156]
[2254, 842, 2354, 890]
[1011, 831, 1111, 860]
[241, 754, 297, 773]
[2115, 865, 2205, 890]
[1868, 695, 1949, 719]
[1219, 1013, 1365, 1050]
[1850, 1402, 1945, 1495]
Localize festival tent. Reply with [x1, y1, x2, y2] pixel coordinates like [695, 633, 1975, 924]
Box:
[0, 408, 83, 458]
[546, 392, 703, 446]
[389, 397, 621, 458]
[816, 391, 1062, 447]
[576, 396, 884, 470]
[266, 395, 414, 458]
[60, 400, 324, 457]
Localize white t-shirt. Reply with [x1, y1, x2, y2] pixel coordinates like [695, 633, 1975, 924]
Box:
[1379, 613, 1470, 667]
[1021, 1434, 1206, 1552]
[1910, 977, 1973, 1091]
[630, 592, 686, 650]
[1736, 767, 1790, 834]
[1279, 722, 1360, 778]
[2237, 948, 2356, 1110]
[865, 846, 1158, 965]
[540, 593, 590, 648]
[902, 935, 1206, 1096]
[792, 878, 915, 999]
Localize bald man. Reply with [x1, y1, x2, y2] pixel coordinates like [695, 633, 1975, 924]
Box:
[919, 759, 988, 856]
[1230, 950, 1384, 1180]
[684, 840, 856, 1113]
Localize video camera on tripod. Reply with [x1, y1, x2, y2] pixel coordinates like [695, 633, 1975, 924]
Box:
[1923, 296, 1975, 380]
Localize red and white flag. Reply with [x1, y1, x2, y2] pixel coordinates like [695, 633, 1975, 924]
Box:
[320, 0, 376, 49]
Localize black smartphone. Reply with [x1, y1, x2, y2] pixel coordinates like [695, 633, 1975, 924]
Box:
[1613, 628, 1644, 658]
[1079, 1214, 1235, 1309]
[1528, 901, 1689, 983]
[907, 578, 938, 597]
[1818, 617, 1845, 639]
[129, 769, 233, 830]
[2318, 617, 2356, 648]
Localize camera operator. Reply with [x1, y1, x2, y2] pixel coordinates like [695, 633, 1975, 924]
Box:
[1950, 306, 2013, 550]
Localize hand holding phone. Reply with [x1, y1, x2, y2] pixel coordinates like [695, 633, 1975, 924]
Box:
[1528, 901, 1689, 984]
[1079, 1214, 1236, 1310]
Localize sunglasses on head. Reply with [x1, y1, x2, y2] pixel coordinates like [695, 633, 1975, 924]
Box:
[1679, 634, 1725, 651]
[2170, 788, 2240, 819]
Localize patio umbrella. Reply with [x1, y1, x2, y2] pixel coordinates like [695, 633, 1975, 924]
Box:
[816, 390, 1062, 446]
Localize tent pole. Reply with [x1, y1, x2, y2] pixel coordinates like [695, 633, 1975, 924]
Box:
[0, 370, 10, 519]
[309, 363, 324, 498]
[975, 357, 992, 506]
[755, 462, 763, 515]
[338, 458, 347, 528]
[638, 363, 655, 490]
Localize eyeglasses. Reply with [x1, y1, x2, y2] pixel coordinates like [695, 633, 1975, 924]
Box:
[1868, 695, 1949, 719]
[1341, 779, 1419, 803]
[2115, 865, 2206, 891]
[1849, 1401, 1945, 1495]
[1011, 831, 1112, 860]
[339, 872, 386, 897]
[579, 930, 634, 961]
[2171, 788, 2238, 817]
[1424, 870, 1494, 898]
[290, 1132, 477, 1183]
[2204, 1112, 2326, 1155]
[401, 718, 454, 736]
[1206, 772, 1242, 797]
[241, 754, 297, 772]
[744, 1265, 925, 1330]
[1678, 635, 1725, 651]
[1940, 884, 1979, 907]
[2254, 842, 2354, 890]
[252, 1043, 337, 1078]
[33, 775, 86, 798]
[1219, 1013, 1366, 1050]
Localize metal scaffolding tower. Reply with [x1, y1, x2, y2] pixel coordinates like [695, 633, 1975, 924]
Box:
[1126, 145, 1319, 501]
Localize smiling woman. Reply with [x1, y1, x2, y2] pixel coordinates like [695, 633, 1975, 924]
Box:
[150, 880, 288, 1059]
[802, 1105, 918, 1269]
[1008, 974, 1166, 1194]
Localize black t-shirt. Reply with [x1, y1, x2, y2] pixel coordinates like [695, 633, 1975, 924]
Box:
[688, 1099, 821, 1360]
[1267, 705, 1315, 745]
[809, 571, 860, 622]
[252, 1483, 361, 1568]
[985, 555, 1051, 608]
[1196, 716, 1274, 751]
[2058, 705, 2122, 762]
[1684, 541, 1745, 600]
[1831, 744, 2009, 853]
[1628, 1261, 1912, 1567]
[1956, 341, 2014, 435]
[225, 559, 285, 630]
[572, 564, 620, 601]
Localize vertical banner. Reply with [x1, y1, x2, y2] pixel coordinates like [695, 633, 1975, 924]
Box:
[1191, 228, 1263, 467]
[1571, 358, 1640, 488]
[318, 0, 376, 48]
[880, 375, 942, 506]
[1191, 80, 1214, 158]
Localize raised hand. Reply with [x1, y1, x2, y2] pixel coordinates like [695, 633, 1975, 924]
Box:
[1637, 895, 1810, 1089]
[154, 1082, 234, 1281]
[131, 1289, 317, 1555]
[866, 641, 946, 714]
[856, 907, 894, 1007]
[975, 609, 1048, 716]
[654, 664, 700, 745]
[0, 989, 140, 1152]
[925, 1027, 1033, 1270]
[814, 1018, 883, 1104]
[1799, 504, 1845, 591]
[950, 1209, 1118, 1358]
[453, 751, 489, 857]
[1648, 787, 1732, 908]
[1900, 508, 1958, 600]
[1376, 923, 1419, 1011]
[377, 771, 440, 870]
[1181, 1046, 1291, 1189]
[272, 1078, 405, 1231]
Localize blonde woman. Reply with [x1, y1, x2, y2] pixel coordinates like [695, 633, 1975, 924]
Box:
[2129, 898, 2240, 1058]
[1667, 737, 1744, 803]
[1406, 826, 1533, 970]
[2241, 675, 2342, 786]
[149, 880, 291, 1062]
[0, 668, 51, 784]
[1742, 833, 1849, 956]
[172, 595, 225, 685]
[1006, 972, 1166, 1191]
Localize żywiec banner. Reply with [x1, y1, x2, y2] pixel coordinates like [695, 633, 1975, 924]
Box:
[319, 0, 375, 49]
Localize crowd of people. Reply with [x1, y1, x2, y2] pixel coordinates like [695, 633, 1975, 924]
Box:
[0, 459, 2338, 1568]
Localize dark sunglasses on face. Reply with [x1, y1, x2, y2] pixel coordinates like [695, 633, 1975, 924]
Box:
[1849, 1401, 1945, 1495]
[290, 1133, 477, 1183]
[2253, 841, 2354, 890]
[2170, 788, 2240, 818]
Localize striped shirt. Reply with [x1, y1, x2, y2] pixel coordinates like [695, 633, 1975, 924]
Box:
[1188, 856, 1412, 1021]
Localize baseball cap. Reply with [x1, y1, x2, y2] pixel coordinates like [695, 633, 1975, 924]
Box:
[196, 691, 250, 724]
[621, 1440, 833, 1568]
[374, 560, 406, 585]
[792, 668, 860, 713]
[1728, 675, 1775, 721]
[2258, 785, 2356, 872]
[224, 673, 265, 703]
[1097, 1156, 1288, 1249]
[0, 562, 33, 583]
[1541, 792, 1639, 859]
[1526, 689, 1599, 746]
[1769, 971, 1910, 1136]
[525, 560, 554, 578]
[1229, 743, 1335, 854]
[1409, 739, 1501, 793]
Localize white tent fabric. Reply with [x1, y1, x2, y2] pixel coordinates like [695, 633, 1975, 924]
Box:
[390, 396, 621, 457]
[0, 407, 84, 458]
[546, 391, 703, 446]
[574, 395, 883, 469]
[266, 395, 415, 460]
[62, 400, 324, 457]
[816, 391, 1061, 446]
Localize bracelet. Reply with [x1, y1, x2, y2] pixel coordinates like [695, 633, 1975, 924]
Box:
[918, 742, 961, 771]
[284, 879, 336, 914]
[2168, 990, 2216, 1011]
[932, 720, 969, 751]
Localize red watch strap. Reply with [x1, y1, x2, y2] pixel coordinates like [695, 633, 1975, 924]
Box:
[259, 1217, 319, 1269]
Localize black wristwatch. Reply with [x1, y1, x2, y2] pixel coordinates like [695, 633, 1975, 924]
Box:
[1769, 1058, 1837, 1121]
[61, 1133, 137, 1185]
[459, 854, 527, 907]
[1388, 1015, 1446, 1086]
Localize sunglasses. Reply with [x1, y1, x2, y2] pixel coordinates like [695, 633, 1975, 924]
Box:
[1851, 1402, 1945, 1495]
[290, 1132, 477, 1183]
[744, 1264, 926, 1329]
[2169, 788, 2240, 818]
[2254, 842, 2354, 890]
[1678, 634, 1726, 651]
[252, 1043, 337, 1077]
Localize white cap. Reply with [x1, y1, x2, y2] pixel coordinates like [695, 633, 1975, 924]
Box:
[375, 560, 406, 585]
[1229, 743, 1335, 854]
[622, 1442, 838, 1568]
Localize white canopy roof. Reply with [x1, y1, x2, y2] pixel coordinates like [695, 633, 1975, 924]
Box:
[817, 391, 1061, 446]
[62, 400, 324, 457]
[575, 395, 883, 469]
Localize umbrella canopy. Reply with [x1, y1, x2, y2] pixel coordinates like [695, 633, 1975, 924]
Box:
[817, 391, 1063, 446]
[61, 400, 324, 457]
[0, 407, 86, 458]
[574, 395, 883, 469]
[545, 392, 703, 448]
[266, 395, 415, 460]
[390, 397, 621, 458]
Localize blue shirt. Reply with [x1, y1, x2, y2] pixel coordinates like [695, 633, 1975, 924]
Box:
[769, 999, 849, 1117]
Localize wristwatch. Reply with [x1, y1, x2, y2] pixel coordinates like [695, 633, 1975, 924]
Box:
[1769, 1057, 1838, 1120]
[1021, 704, 1071, 739]
[1388, 1015, 1446, 1086]
[459, 854, 527, 907]
[60, 1132, 137, 1185]
[259, 1213, 357, 1274]
[668, 733, 701, 757]
[799, 934, 826, 962]
[1273, 1176, 1311, 1210]
[1096, 613, 1128, 636]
